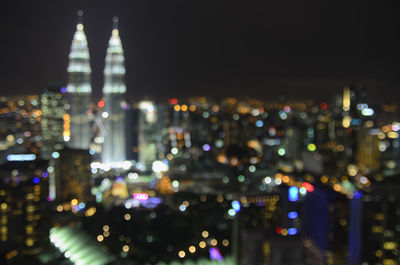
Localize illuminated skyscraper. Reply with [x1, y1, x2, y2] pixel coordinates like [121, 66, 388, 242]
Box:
[40, 85, 65, 159]
[66, 11, 92, 150]
[138, 101, 157, 171]
[102, 18, 127, 166]
[0, 159, 49, 259]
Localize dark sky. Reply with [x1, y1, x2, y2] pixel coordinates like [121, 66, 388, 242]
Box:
[0, 0, 399, 103]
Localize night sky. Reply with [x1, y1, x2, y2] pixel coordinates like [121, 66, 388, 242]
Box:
[0, 0, 399, 103]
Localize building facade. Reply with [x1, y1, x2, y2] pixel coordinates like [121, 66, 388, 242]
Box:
[66, 19, 92, 150]
[40, 86, 65, 159]
[102, 18, 127, 166]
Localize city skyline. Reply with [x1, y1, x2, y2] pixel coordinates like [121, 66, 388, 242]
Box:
[2, 85, 400, 264]
[1, 2, 400, 264]
[0, 0, 399, 102]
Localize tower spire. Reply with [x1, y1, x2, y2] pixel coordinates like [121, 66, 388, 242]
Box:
[103, 18, 125, 94]
[112, 17, 119, 37]
[77, 10, 84, 24]
[67, 16, 91, 90]
[113, 16, 119, 29]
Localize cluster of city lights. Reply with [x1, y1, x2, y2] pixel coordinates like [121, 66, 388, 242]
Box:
[262, 172, 366, 199]
[56, 199, 88, 215]
[176, 229, 230, 261]
[90, 161, 133, 171]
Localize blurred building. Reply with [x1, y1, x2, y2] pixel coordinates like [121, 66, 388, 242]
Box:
[360, 182, 400, 265]
[125, 107, 139, 162]
[0, 159, 49, 263]
[53, 148, 91, 202]
[303, 187, 350, 265]
[356, 128, 381, 174]
[378, 122, 400, 178]
[101, 19, 127, 166]
[138, 101, 157, 171]
[40, 86, 65, 159]
[66, 16, 93, 150]
[239, 192, 303, 265]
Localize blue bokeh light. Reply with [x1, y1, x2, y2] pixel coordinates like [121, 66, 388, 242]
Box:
[288, 211, 298, 219]
[287, 228, 298, 235]
[353, 191, 362, 199]
[288, 186, 299, 202]
[231, 200, 241, 212]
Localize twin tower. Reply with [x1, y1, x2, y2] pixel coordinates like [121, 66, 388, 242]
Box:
[66, 12, 126, 166]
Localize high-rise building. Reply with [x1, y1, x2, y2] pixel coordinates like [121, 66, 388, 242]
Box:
[138, 101, 157, 171]
[102, 18, 127, 166]
[125, 106, 139, 162]
[40, 85, 65, 159]
[53, 148, 92, 202]
[66, 12, 92, 150]
[303, 187, 350, 265]
[356, 128, 381, 174]
[0, 159, 49, 262]
[360, 183, 400, 265]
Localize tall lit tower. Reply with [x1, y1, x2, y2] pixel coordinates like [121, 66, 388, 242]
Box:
[102, 17, 127, 166]
[66, 11, 92, 150]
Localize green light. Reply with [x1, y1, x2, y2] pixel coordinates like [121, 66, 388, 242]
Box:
[237, 175, 245, 182]
[278, 148, 285, 156]
[299, 187, 307, 196]
[50, 227, 113, 265]
[307, 143, 316, 152]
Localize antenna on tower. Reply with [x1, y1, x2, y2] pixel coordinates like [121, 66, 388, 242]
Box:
[113, 17, 119, 29]
[77, 10, 84, 24]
